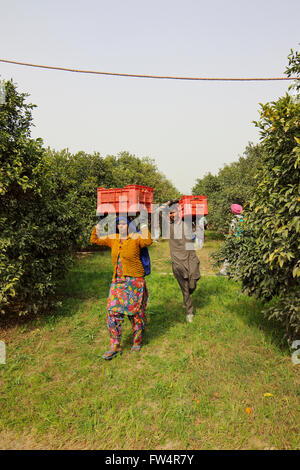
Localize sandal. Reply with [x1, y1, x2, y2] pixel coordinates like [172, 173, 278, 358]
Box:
[131, 345, 142, 352]
[102, 348, 122, 360]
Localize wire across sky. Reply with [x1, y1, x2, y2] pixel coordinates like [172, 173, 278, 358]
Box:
[0, 58, 299, 82]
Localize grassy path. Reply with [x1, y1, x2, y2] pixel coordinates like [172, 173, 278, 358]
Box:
[0, 237, 299, 450]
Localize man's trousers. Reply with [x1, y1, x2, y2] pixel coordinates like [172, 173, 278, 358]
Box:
[172, 264, 198, 316]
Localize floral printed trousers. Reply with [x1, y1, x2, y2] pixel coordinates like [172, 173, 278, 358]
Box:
[106, 255, 148, 349]
[106, 310, 147, 349]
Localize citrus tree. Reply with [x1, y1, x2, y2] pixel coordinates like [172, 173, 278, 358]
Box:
[0, 80, 79, 316]
[192, 143, 262, 231]
[216, 52, 300, 341]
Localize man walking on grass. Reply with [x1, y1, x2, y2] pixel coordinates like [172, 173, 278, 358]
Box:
[155, 199, 201, 323]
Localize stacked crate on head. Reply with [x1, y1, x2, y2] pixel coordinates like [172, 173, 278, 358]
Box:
[179, 195, 208, 218]
[125, 185, 154, 214]
[96, 185, 154, 216]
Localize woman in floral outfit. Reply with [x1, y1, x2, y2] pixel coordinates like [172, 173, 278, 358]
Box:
[90, 216, 152, 360]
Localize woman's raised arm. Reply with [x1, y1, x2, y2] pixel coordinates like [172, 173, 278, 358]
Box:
[90, 226, 113, 247]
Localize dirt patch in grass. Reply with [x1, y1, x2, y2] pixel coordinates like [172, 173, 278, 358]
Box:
[155, 439, 183, 450]
[0, 430, 106, 450]
[0, 430, 55, 450]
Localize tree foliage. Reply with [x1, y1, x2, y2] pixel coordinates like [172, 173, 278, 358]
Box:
[0, 82, 82, 315]
[216, 53, 300, 341]
[285, 48, 300, 93]
[192, 143, 263, 231]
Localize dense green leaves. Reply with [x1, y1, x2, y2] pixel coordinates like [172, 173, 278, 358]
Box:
[0, 82, 83, 315]
[192, 143, 263, 231]
[215, 55, 300, 342]
[285, 48, 300, 93]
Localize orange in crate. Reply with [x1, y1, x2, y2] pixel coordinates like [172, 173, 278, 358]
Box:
[179, 195, 208, 217]
[97, 185, 154, 214]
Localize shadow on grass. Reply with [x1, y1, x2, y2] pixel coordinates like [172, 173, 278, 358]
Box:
[115, 275, 230, 349]
[192, 276, 288, 351]
[223, 292, 288, 351]
[0, 268, 113, 331]
[192, 277, 227, 310]
[37, 269, 113, 328]
[55, 270, 112, 298]
[142, 302, 185, 348]
[205, 231, 225, 241]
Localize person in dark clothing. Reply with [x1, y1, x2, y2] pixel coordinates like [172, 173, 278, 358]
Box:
[156, 200, 201, 322]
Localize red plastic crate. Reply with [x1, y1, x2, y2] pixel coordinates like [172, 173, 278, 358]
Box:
[179, 195, 208, 217]
[97, 185, 154, 214]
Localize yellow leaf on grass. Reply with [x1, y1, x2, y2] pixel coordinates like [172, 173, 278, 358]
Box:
[264, 393, 274, 398]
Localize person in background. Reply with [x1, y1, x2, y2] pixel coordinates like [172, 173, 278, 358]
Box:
[90, 214, 152, 360]
[218, 204, 243, 276]
[156, 199, 201, 323]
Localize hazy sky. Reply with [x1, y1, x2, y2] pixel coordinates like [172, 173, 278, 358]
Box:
[1, 0, 299, 193]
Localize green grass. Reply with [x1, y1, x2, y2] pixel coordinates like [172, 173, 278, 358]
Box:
[0, 238, 299, 450]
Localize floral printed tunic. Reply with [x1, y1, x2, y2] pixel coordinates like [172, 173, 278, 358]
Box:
[107, 255, 148, 316]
